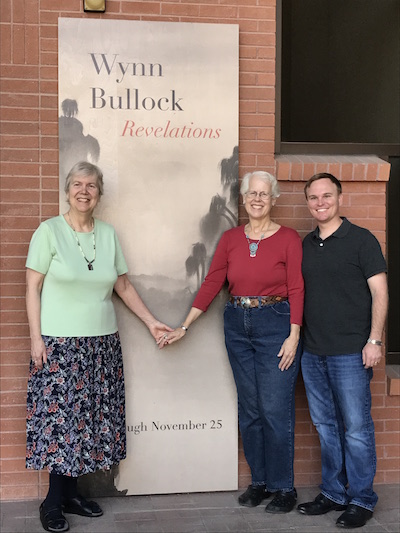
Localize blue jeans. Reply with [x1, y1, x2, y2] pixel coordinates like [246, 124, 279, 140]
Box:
[301, 351, 377, 511]
[224, 300, 301, 492]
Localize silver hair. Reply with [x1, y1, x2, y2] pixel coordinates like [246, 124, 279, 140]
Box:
[240, 171, 280, 199]
[64, 161, 104, 198]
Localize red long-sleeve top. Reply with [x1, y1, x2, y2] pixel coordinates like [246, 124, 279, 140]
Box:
[192, 225, 304, 325]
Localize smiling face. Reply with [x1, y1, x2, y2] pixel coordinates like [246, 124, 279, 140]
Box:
[243, 175, 275, 222]
[67, 173, 100, 216]
[305, 178, 343, 225]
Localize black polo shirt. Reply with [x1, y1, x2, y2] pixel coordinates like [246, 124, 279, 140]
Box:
[302, 217, 387, 355]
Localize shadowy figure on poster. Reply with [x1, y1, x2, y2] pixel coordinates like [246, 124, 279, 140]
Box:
[59, 99, 100, 179]
[186, 146, 239, 293]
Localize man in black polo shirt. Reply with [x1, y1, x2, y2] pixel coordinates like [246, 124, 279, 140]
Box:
[297, 173, 388, 529]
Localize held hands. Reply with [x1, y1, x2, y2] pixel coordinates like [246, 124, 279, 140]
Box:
[158, 308, 200, 348]
[30, 337, 47, 370]
[157, 326, 187, 349]
[149, 321, 174, 349]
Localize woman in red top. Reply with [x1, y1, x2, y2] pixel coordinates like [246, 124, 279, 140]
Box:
[163, 171, 304, 514]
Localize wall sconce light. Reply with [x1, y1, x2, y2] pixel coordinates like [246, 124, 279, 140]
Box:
[83, 0, 106, 13]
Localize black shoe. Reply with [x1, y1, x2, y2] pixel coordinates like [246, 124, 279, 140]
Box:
[336, 504, 373, 529]
[297, 493, 347, 515]
[62, 495, 103, 517]
[39, 503, 69, 532]
[265, 489, 297, 514]
[238, 484, 272, 507]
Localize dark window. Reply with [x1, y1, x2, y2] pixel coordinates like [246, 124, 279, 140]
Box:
[276, 0, 400, 155]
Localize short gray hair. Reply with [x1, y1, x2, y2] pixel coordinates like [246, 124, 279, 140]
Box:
[240, 171, 280, 198]
[64, 161, 104, 197]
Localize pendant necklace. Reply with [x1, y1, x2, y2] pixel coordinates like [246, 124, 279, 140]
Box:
[245, 221, 271, 258]
[67, 212, 96, 271]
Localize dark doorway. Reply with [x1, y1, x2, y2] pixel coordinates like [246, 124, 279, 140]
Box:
[387, 157, 400, 364]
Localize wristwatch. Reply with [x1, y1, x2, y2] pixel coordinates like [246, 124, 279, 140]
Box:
[367, 338, 383, 346]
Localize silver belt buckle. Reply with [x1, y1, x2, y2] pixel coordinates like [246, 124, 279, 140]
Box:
[240, 297, 251, 308]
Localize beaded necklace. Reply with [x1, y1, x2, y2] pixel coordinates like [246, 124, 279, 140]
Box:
[67, 212, 96, 270]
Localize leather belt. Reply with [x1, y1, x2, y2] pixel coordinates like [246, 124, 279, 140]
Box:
[229, 296, 288, 308]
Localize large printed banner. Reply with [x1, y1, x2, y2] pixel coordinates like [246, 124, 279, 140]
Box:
[58, 18, 239, 495]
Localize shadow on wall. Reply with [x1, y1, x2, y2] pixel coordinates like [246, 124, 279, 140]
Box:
[78, 465, 127, 497]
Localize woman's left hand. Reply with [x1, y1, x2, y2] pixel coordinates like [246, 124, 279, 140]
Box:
[277, 334, 299, 371]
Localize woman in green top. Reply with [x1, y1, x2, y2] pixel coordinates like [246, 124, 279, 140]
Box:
[26, 161, 172, 533]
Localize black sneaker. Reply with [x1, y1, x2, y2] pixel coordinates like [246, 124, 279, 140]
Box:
[238, 484, 272, 507]
[265, 489, 297, 514]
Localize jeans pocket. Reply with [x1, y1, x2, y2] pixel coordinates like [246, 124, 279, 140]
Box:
[270, 301, 290, 316]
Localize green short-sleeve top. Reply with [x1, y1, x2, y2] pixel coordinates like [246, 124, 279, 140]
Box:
[26, 215, 129, 337]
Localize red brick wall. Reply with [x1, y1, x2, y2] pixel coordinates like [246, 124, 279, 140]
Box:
[1, 0, 398, 500]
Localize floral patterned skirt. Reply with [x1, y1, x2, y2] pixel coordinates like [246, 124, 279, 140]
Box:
[26, 333, 126, 476]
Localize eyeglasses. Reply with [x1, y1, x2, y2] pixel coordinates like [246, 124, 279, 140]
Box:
[245, 191, 272, 200]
